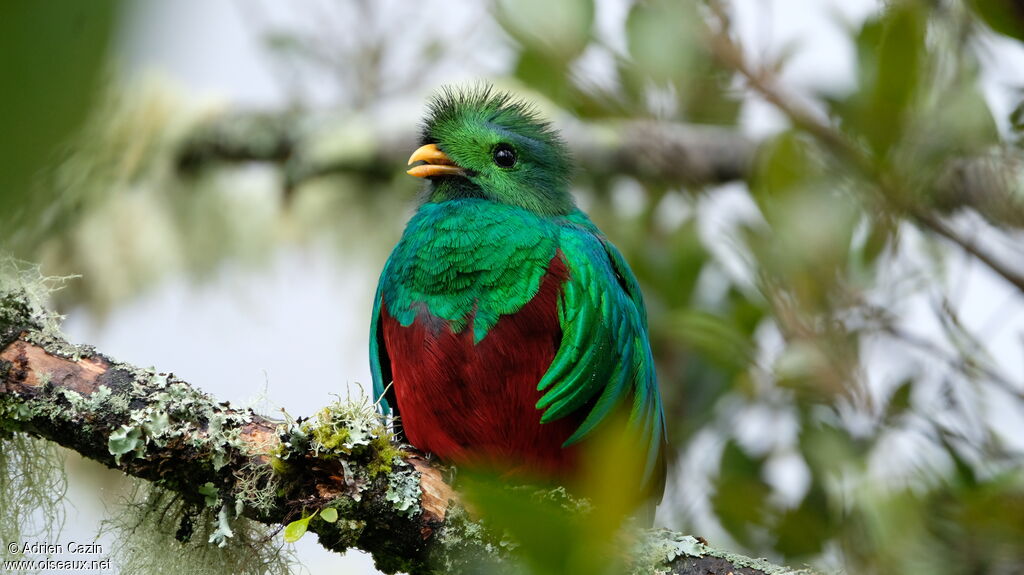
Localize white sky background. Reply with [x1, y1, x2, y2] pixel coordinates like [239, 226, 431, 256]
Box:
[48, 1, 1024, 574]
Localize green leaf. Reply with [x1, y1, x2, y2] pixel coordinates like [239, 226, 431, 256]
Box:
[1011, 98, 1024, 139]
[916, 77, 999, 175]
[636, 218, 708, 310]
[495, 0, 593, 62]
[940, 80, 999, 150]
[514, 48, 571, 105]
[857, 215, 896, 267]
[680, 64, 743, 125]
[319, 507, 338, 523]
[711, 441, 771, 547]
[577, 411, 650, 536]
[939, 435, 978, 488]
[750, 131, 818, 208]
[625, 0, 743, 124]
[859, 1, 927, 157]
[461, 443, 641, 575]
[884, 379, 914, 421]
[626, 0, 700, 83]
[728, 286, 767, 338]
[667, 310, 755, 374]
[283, 512, 316, 543]
[969, 0, 1024, 41]
[800, 422, 867, 474]
[749, 130, 860, 307]
[0, 1, 119, 249]
[463, 476, 584, 575]
[774, 341, 831, 388]
[773, 484, 835, 558]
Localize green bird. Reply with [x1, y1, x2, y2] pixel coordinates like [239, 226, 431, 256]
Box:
[370, 86, 666, 508]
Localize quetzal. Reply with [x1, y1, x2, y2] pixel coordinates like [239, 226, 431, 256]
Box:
[370, 86, 666, 506]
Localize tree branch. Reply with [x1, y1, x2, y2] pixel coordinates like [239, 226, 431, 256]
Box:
[174, 104, 1024, 239]
[174, 111, 758, 191]
[0, 286, 814, 574]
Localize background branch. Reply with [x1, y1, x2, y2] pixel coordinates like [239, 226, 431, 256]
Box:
[174, 107, 1024, 232]
[175, 112, 759, 191]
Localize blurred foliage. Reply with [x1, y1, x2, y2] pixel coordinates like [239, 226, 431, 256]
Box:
[458, 413, 650, 575]
[2, 1, 1024, 574]
[489, 1, 1024, 573]
[970, 0, 1024, 41]
[0, 1, 120, 250]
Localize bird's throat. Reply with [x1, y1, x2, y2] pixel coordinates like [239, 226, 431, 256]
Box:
[423, 176, 486, 205]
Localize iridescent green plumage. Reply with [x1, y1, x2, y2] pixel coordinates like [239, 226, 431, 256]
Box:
[370, 86, 666, 493]
[382, 199, 558, 343]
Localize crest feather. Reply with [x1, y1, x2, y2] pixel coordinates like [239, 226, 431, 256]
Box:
[419, 84, 564, 150]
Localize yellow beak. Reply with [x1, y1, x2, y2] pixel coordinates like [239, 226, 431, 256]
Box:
[406, 143, 466, 178]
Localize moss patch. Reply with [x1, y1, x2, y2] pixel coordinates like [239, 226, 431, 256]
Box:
[303, 394, 404, 477]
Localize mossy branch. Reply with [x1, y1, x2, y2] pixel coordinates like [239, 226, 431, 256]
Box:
[0, 285, 814, 575]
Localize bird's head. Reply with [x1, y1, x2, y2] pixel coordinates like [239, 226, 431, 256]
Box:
[407, 85, 574, 216]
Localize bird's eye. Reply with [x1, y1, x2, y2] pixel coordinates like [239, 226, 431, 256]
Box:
[492, 143, 517, 168]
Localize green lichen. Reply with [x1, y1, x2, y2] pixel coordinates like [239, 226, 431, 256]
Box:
[713, 550, 818, 575]
[108, 424, 145, 465]
[97, 370, 285, 537]
[630, 529, 820, 575]
[233, 456, 281, 517]
[267, 393, 447, 567]
[532, 485, 592, 514]
[0, 433, 68, 561]
[431, 505, 513, 574]
[385, 467, 421, 517]
[630, 530, 707, 575]
[209, 504, 235, 547]
[22, 329, 87, 361]
[0, 289, 34, 340]
[331, 517, 367, 547]
[101, 481, 296, 575]
[89, 368, 256, 478]
[3, 279, 431, 573]
[0, 257, 73, 345]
